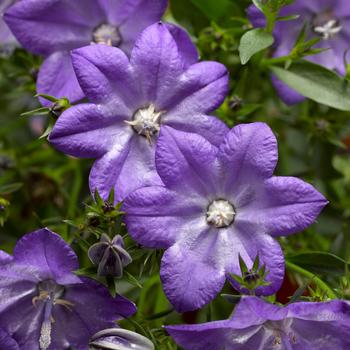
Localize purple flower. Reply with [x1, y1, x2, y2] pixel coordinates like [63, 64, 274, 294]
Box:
[123, 123, 327, 312]
[49, 22, 229, 201]
[166, 296, 350, 350]
[88, 234, 132, 277]
[4, 0, 168, 105]
[0, 329, 18, 350]
[89, 328, 154, 350]
[248, 0, 350, 104]
[0, 228, 136, 350]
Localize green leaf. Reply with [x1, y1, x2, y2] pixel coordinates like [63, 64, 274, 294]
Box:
[287, 252, 347, 276]
[270, 60, 350, 111]
[239, 29, 274, 65]
[0, 182, 23, 194]
[190, 0, 232, 20]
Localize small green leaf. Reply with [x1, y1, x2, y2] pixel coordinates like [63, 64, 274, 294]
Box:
[239, 28, 274, 65]
[0, 182, 23, 194]
[238, 254, 248, 273]
[270, 60, 350, 111]
[287, 252, 347, 276]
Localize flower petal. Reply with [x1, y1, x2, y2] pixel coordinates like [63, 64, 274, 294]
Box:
[118, 0, 168, 53]
[13, 228, 79, 284]
[162, 61, 229, 114]
[160, 228, 226, 312]
[89, 135, 161, 201]
[45, 277, 136, 349]
[165, 23, 199, 67]
[37, 51, 85, 106]
[155, 126, 218, 196]
[71, 44, 139, 107]
[0, 329, 19, 350]
[130, 22, 185, 106]
[49, 103, 130, 158]
[124, 186, 205, 248]
[218, 122, 278, 193]
[4, 0, 102, 56]
[240, 176, 328, 236]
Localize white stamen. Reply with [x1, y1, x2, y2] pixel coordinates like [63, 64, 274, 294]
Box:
[314, 19, 342, 40]
[125, 104, 163, 143]
[39, 321, 52, 350]
[206, 199, 235, 228]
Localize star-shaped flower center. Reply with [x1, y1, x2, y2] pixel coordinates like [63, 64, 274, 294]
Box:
[206, 199, 236, 228]
[92, 23, 122, 47]
[264, 319, 297, 348]
[125, 104, 163, 143]
[312, 13, 342, 40]
[32, 280, 74, 350]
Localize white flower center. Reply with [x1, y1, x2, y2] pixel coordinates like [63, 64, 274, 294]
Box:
[125, 104, 163, 143]
[206, 199, 235, 228]
[92, 24, 122, 46]
[312, 12, 342, 40]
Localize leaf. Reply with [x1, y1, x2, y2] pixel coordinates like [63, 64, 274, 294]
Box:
[270, 60, 350, 111]
[239, 29, 274, 65]
[287, 252, 347, 276]
[190, 0, 232, 20]
[0, 182, 23, 194]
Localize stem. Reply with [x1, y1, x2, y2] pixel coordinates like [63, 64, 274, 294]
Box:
[261, 55, 291, 67]
[286, 261, 337, 299]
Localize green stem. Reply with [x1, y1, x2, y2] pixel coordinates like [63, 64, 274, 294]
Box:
[286, 261, 337, 299]
[261, 55, 291, 67]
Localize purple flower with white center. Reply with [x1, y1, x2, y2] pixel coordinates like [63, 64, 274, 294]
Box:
[48, 22, 229, 201]
[89, 328, 154, 350]
[0, 329, 19, 350]
[166, 296, 350, 350]
[248, 0, 350, 104]
[4, 0, 168, 105]
[0, 228, 136, 350]
[88, 234, 132, 277]
[123, 123, 328, 312]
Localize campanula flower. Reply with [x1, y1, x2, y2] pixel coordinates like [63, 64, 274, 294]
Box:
[0, 228, 136, 350]
[123, 123, 327, 311]
[248, 0, 350, 104]
[5, 0, 168, 104]
[49, 22, 229, 201]
[166, 296, 350, 350]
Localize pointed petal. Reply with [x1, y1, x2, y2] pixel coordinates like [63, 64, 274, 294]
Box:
[160, 229, 226, 312]
[4, 0, 102, 56]
[240, 176, 328, 236]
[162, 61, 228, 114]
[155, 126, 218, 196]
[124, 186, 204, 248]
[89, 135, 161, 202]
[13, 228, 79, 284]
[130, 22, 185, 106]
[71, 44, 139, 107]
[218, 123, 278, 193]
[49, 103, 130, 158]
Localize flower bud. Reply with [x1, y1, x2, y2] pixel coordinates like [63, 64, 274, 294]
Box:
[88, 234, 132, 277]
[89, 328, 154, 350]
